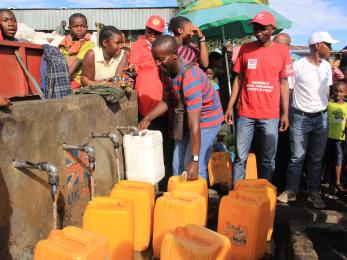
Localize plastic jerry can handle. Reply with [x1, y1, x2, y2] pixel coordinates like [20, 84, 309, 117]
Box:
[181, 171, 188, 182]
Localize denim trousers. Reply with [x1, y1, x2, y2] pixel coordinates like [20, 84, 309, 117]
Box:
[286, 110, 328, 193]
[233, 116, 279, 184]
[172, 124, 221, 179]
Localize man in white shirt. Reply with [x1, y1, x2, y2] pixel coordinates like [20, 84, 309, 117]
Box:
[278, 32, 339, 209]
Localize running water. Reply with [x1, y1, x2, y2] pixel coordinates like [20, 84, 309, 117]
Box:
[115, 149, 122, 182]
[52, 191, 59, 229]
[90, 170, 95, 200]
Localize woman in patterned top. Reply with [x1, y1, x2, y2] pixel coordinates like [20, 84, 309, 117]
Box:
[168, 16, 209, 68]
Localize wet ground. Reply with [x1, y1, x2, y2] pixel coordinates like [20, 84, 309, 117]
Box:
[275, 189, 347, 260]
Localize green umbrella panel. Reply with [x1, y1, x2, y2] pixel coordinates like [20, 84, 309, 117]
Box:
[180, 2, 292, 39]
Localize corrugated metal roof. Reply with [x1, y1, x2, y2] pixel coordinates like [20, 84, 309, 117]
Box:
[12, 8, 179, 31]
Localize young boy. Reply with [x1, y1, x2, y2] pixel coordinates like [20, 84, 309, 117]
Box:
[205, 67, 220, 96]
[0, 9, 17, 41]
[327, 81, 347, 192]
[59, 13, 94, 90]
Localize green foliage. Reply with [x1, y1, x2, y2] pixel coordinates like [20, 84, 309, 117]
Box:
[233, 36, 254, 45]
[206, 36, 253, 53]
[206, 39, 223, 53]
[177, 0, 195, 10]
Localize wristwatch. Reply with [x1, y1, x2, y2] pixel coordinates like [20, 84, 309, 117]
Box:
[199, 36, 206, 42]
[191, 155, 199, 162]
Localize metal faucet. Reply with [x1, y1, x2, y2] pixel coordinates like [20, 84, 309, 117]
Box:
[91, 132, 122, 182]
[12, 160, 60, 228]
[12, 160, 59, 197]
[91, 132, 120, 151]
[115, 126, 139, 136]
[62, 144, 95, 171]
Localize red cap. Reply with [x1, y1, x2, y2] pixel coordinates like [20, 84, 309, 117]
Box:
[250, 11, 276, 27]
[145, 15, 165, 33]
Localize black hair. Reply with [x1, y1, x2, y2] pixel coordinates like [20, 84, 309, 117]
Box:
[99, 26, 122, 46]
[209, 51, 223, 62]
[168, 16, 191, 36]
[330, 80, 347, 97]
[0, 9, 15, 17]
[336, 80, 347, 89]
[69, 13, 87, 26]
[152, 35, 178, 54]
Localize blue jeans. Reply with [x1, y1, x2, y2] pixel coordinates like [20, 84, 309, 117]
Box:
[286, 110, 328, 193]
[172, 124, 221, 179]
[233, 116, 279, 184]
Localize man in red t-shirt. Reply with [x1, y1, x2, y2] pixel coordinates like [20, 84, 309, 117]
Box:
[225, 11, 293, 183]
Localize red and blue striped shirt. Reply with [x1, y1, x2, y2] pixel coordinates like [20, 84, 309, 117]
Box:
[178, 43, 200, 65]
[163, 60, 223, 129]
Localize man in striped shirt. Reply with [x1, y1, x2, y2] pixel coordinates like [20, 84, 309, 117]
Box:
[138, 35, 223, 180]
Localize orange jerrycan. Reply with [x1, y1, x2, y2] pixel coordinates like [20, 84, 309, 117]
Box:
[34, 226, 109, 260]
[110, 180, 154, 251]
[168, 175, 208, 207]
[208, 152, 233, 189]
[161, 224, 232, 260]
[218, 190, 270, 260]
[234, 178, 277, 241]
[153, 191, 207, 259]
[245, 153, 258, 179]
[83, 196, 134, 260]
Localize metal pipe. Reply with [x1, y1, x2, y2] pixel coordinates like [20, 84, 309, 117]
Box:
[62, 144, 95, 171]
[91, 132, 120, 151]
[115, 126, 139, 136]
[37, 162, 59, 197]
[81, 145, 96, 171]
[12, 160, 60, 229]
[91, 132, 122, 183]
[62, 143, 96, 200]
[12, 160, 59, 196]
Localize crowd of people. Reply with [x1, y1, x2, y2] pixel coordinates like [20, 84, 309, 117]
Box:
[1, 8, 347, 209]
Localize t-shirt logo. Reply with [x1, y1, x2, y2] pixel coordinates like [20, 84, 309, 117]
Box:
[247, 59, 257, 69]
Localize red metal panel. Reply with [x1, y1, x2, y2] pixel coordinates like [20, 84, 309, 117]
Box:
[0, 41, 43, 98]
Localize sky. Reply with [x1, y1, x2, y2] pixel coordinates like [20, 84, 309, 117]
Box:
[0, 0, 346, 50]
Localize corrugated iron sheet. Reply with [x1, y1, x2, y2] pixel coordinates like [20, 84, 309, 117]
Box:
[12, 8, 179, 31]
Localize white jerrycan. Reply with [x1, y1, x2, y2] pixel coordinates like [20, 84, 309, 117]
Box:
[123, 130, 165, 184]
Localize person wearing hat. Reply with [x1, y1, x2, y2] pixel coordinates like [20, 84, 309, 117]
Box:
[129, 16, 174, 188]
[130, 15, 165, 119]
[224, 11, 293, 184]
[277, 31, 339, 209]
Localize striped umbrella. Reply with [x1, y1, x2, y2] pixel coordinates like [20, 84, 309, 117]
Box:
[180, 0, 269, 14]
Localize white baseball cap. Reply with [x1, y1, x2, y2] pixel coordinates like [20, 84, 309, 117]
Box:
[308, 31, 340, 45]
[213, 48, 222, 55]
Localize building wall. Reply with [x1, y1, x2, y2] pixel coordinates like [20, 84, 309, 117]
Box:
[12, 7, 178, 31]
[0, 94, 137, 259]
